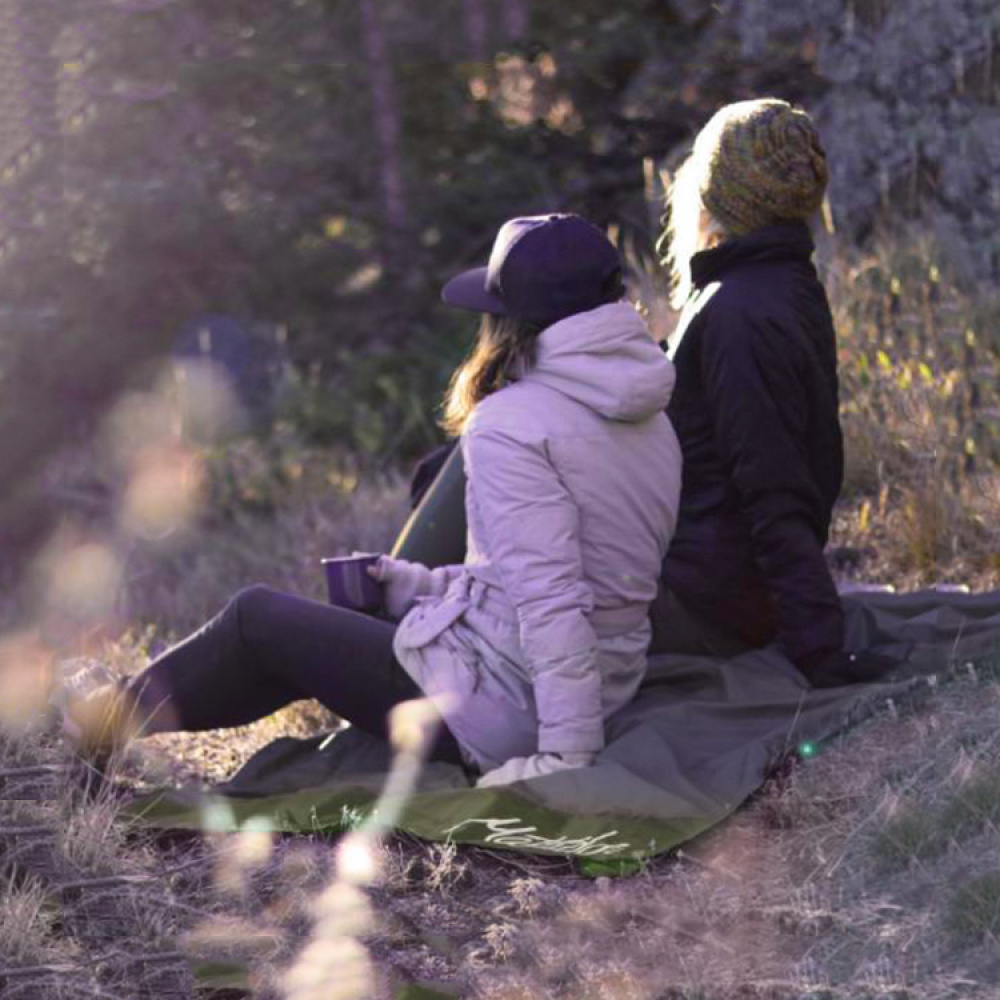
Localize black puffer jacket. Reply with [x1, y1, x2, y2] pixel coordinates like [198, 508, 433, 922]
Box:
[661, 223, 845, 669]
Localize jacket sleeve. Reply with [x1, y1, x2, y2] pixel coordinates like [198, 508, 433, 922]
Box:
[462, 426, 604, 755]
[700, 306, 844, 667]
[378, 557, 464, 620]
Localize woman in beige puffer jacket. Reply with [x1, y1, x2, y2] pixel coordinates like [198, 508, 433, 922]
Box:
[65, 215, 681, 789]
[374, 214, 681, 785]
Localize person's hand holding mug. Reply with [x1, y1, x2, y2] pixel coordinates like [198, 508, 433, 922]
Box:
[367, 555, 428, 620]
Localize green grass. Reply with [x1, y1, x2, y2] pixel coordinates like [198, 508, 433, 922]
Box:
[946, 872, 1000, 944]
[939, 769, 1000, 837]
[870, 806, 946, 868]
[870, 767, 1000, 870]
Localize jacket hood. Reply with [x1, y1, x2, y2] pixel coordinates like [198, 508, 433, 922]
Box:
[518, 301, 675, 421]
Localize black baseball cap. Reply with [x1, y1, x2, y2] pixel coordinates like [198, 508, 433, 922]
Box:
[441, 214, 623, 326]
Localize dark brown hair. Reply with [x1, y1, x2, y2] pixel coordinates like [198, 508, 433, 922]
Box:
[440, 313, 545, 437]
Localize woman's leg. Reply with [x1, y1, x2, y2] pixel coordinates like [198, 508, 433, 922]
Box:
[124, 585, 465, 764]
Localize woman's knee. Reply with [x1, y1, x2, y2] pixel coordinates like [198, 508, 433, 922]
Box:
[227, 584, 284, 635]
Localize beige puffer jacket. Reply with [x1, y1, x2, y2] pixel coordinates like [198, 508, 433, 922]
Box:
[391, 301, 682, 771]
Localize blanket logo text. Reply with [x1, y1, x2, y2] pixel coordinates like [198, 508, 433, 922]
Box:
[443, 816, 632, 857]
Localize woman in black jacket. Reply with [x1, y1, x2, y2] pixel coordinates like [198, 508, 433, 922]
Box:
[399, 99, 895, 687]
[654, 98, 891, 686]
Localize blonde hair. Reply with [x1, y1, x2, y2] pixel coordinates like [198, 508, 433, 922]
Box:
[658, 149, 729, 310]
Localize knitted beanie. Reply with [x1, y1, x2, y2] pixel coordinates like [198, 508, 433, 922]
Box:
[696, 99, 829, 237]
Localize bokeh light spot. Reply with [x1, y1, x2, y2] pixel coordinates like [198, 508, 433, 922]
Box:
[122, 443, 204, 540]
[48, 542, 124, 621]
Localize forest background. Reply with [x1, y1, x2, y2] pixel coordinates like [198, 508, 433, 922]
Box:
[1, 0, 999, 633]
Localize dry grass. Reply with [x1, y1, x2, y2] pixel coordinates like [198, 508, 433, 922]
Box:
[0, 875, 56, 968]
[6, 634, 1000, 998]
[115, 440, 412, 639]
[15, 653, 984, 1000]
[822, 227, 1000, 591]
[0, 726, 196, 999]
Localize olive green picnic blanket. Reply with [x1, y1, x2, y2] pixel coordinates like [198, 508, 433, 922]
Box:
[127, 590, 1000, 865]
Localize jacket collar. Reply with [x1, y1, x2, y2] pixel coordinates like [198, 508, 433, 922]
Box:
[690, 223, 815, 290]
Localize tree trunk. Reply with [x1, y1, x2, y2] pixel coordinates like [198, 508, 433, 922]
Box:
[358, 0, 407, 257]
[738, 0, 768, 59]
[462, 0, 488, 61]
[4, 0, 64, 235]
[502, 0, 529, 41]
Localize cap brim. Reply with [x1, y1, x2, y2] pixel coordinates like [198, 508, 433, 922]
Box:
[441, 267, 508, 315]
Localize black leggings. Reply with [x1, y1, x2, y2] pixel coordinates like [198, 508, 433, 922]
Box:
[125, 585, 465, 766]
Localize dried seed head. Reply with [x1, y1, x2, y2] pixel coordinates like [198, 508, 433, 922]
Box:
[311, 882, 374, 938]
[282, 936, 373, 1000]
[232, 815, 275, 869]
[0, 631, 55, 734]
[335, 832, 380, 886]
[388, 696, 454, 758]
